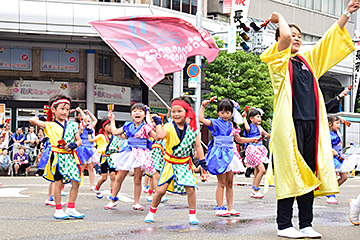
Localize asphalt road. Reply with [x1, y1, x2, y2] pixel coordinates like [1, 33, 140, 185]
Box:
[0, 173, 359, 240]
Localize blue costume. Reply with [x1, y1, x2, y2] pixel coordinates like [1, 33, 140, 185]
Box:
[76, 127, 99, 164]
[206, 118, 244, 175]
[37, 139, 51, 170]
[244, 123, 268, 168]
[111, 121, 155, 174]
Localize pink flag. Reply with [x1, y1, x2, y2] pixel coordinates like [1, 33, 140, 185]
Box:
[90, 16, 219, 88]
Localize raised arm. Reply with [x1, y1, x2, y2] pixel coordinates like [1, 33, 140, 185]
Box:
[269, 12, 292, 52]
[84, 109, 98, 128]
[29, 117, 46, 129]
[199, 100, 212, 127]
[338, 0, 360, 30]
[242, 112, 250, 133]
[108, 112, 124, 136]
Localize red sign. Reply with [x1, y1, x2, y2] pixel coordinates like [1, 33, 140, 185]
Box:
[69, 56, 76, 63]
[21, 54, 28, 61]
[90, 16, 219, 88]
[187, 64, 200, 78]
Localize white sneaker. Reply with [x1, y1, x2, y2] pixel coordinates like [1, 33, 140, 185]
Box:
[189, 214, 199, 225]
[54, 209, 70, 220]
[349, 199, 360, 225]
[277, 227, 306, 239]
[65, 208, 85, 219]
[104, 201, 117, 210]
[299, 226, 322, 238]
[250, 190, 264, 199]
[61, 191, 67, 196]
[133, 203, 144, 211]
[228, 209, 240, 216]
[146, 195, 153, 202]
[216, 209, 231, 217]
[160, 196, 168, 203]
[90, 186, 95, 191]
[93, 189, 103, 199]
[145, 212, 155, 223]
[326, 196, 338, 204]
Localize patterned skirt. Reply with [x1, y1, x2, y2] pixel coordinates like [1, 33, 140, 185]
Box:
[111, 149, 155, 174]
[245, 145, 268, 168]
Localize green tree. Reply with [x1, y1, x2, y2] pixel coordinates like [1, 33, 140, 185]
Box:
[204, 38, 274, 131]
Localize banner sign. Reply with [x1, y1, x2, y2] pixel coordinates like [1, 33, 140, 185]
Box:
[94, 84, 131, 106]
[90, 16, 219, 88]
[0, 80, 85, 101]
[354, 39, 360, 110]
[41, 49, 79, 72]
[0, 47, 31, 70]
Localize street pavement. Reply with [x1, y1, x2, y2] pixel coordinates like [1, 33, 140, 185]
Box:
[0, 173, 359, 240]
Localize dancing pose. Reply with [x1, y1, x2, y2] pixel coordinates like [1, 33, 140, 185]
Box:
[326, 115, 355, 204]
[144, 96, 206, 225]
[261, 1, 360, 238]
[105, 103, 161, 210]
[243, 109, 270, 199]
[92, 117, 121, 199]
[75, 107, 99, 191]
[30, 94, 84, 219]
[199, 98, 256, 217]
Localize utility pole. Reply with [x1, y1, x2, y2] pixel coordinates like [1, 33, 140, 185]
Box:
[195, 0, 202, 119]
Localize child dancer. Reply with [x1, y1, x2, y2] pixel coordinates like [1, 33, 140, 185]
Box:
[30, 94, 84, 219]
[92, 117, 121, 199]
[199, 98, 258, 217]
[243, 109, 270, 199]
[144, 97, 206, 225]
[146, 112, 168, 203]
[75, 107, 99, 191]
[326, 115, 355, 204]
[105, 103, 161, 210]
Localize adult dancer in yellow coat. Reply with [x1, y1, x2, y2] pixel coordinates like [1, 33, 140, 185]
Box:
[261, 1, 360, 238]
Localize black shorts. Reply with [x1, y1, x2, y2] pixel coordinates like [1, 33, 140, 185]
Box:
[16, 163, 30, 172]
[49, 152, 63, 181]
[100, 161, 116, 174]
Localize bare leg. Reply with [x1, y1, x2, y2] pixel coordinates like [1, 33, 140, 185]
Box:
[185, 186, 196, 209]
[68, 180, 80, 203]
[133, 168, 143, 205]
[54, 180, 63, 205]
[110, 170, 128, 201]
[338, 172, 348, 187]
[109, 171, 116, 190]
[87, 162, 95, 188]
[216, 174, 226, 207]
[225, 171, 234, 210]
[253, 164, 266, 188]
[14, 164, 19, 175]
[47, 182, 54, 200]
[96, 173, 108, 190]
[151, 183, 169, 208]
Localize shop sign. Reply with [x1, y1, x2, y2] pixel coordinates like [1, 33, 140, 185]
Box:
[0, 80, 85, 101]
[41, 49, 79, 72]
[0, 47, 31, 70]
[94, 84, 131, 106]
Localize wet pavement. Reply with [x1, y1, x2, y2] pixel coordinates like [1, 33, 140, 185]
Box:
[0, 174, 359, 239]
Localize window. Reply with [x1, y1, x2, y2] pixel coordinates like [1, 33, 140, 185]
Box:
[125, 65, 133, 79]
[41, 49, 78, 72]
[98, 54, 111, 76]
[279, 0, 344, 16]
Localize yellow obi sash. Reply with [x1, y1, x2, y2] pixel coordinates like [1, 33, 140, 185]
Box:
[164, 151, 193, 170]
[152, 143, 165, 154]
[44, 146, 83, 184]
[100, 154, 110, 164]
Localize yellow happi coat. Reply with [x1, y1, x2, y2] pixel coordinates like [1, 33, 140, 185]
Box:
[260, 22, 355, 200]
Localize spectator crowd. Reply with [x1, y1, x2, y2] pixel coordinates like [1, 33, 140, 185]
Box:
[0, 122, 48, 176]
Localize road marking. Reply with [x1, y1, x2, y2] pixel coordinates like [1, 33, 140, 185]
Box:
[0, 188, 29, 197]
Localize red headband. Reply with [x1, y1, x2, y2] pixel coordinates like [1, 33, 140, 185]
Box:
[171, 100, 197, 131]
[99, 119, 111, 135]
[45, 99, 71, 121]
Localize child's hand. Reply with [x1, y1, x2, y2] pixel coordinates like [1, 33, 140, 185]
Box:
[242, 111, 247, 118]
[64, 145, 71, 151]
[83, 109, 89, 114]
[108, 112, 115, 121]
[252, 138, 259, 143]
[332, 149, 338, 157]
[201, 100, 210, 107]
[76, 107, 81, 112]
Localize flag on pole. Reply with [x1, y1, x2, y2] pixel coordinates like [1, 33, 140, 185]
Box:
[90, 16, 219, 88]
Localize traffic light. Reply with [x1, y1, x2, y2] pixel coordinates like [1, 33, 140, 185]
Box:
[240, 42, 249, 51]
[237, 22, 250, 32]
[239, 32, 250, 41]
[250, 22, 260, 31]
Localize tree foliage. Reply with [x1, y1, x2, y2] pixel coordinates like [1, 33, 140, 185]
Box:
[204, 38, 274, 131]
